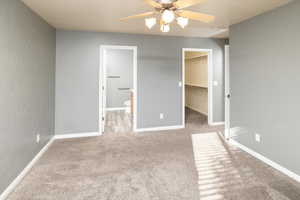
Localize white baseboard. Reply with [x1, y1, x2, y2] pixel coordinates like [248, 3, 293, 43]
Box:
[54, 132, 101, 139]
[1, 132, 103, 199]
[136, 125, 184, 133]
[106, 107, 127, 111]
[209, 121, 225, 126]
[0, 137, 55, 200]
[229, 139, 300, 183]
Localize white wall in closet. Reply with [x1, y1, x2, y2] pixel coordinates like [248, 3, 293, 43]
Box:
[185, 52, 208, 115]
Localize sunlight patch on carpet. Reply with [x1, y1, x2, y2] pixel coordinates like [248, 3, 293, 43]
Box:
[191, 132, 247, 200]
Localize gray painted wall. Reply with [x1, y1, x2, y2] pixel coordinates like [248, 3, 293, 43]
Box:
[56, 30, 225, 134]
[0, 0, 55, 194]
[106, 49, 133, 108]
[230, 1, 300, 175]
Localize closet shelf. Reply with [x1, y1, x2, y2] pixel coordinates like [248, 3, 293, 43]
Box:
[185, 83, 208, 88]
[185, 54, 208, 60]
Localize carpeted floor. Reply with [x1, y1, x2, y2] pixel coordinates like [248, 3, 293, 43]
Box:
[7, 109, 300, 200]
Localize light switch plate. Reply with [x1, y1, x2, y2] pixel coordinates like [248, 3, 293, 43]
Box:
[36, 134, 40, 143]
[255, 133, 261, 143]
[178, 81, 182, 87]
[160, 113, 164, 120]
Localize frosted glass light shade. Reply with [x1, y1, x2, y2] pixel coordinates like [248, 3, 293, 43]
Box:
[162, 10, 175, 24]
[177, 17, 189, 28]
[160, 23, 170, 32]
[145, 18, 157, 29]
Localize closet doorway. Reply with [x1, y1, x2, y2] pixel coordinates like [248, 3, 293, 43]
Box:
[182, 48, 213, 128]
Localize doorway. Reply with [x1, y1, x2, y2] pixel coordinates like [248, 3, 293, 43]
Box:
[182, 48, 213, 128]
[99, 45, 137, 134]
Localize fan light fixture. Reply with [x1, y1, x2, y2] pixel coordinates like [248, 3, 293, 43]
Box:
[120, 0, 215, 33]
[160, 23, 170, 32]
[145, 18, 157, 29]
[177, 17, 189, 28]
[162, 10, 175, 24]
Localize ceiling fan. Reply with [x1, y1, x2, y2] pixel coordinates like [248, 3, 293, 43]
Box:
[120, 0, 215, 33]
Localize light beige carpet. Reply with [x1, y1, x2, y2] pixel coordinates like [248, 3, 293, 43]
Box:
[192, 133, 300, 200]
[7, 110, 300, 200]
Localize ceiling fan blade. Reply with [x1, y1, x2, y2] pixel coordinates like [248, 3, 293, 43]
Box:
[178, 10, 215, 23]
[120, 12, 155, 21]
[144, 0, 162, 8]
[173, 0, 207, 9]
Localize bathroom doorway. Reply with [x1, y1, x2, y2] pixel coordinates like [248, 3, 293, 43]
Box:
[99, 45, 137, 134]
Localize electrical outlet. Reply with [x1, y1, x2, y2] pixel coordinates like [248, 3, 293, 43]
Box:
[36, 134, 40, 143]
[160, 113, 164, 120]
[255, 133, 261, 143]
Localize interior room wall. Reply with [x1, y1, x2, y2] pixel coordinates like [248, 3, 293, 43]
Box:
[0, 0, 56, 194]
[56, 31, 226, 134]
[185, 53, 208, 115]
[106, 49, 133, 109]
[230, 0, 300, 175]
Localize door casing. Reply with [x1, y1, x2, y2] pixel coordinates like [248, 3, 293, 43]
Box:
[224, 45, 230, 140]
[182, 48, 214, 126]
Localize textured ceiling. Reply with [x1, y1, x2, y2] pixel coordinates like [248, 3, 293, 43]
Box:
[22, 0, 292, 38]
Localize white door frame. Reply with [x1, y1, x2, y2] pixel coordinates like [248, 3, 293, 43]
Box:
[182, 48, 213, 126]
[99, 45, 138, 133]
[224, 45, 230, 140]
